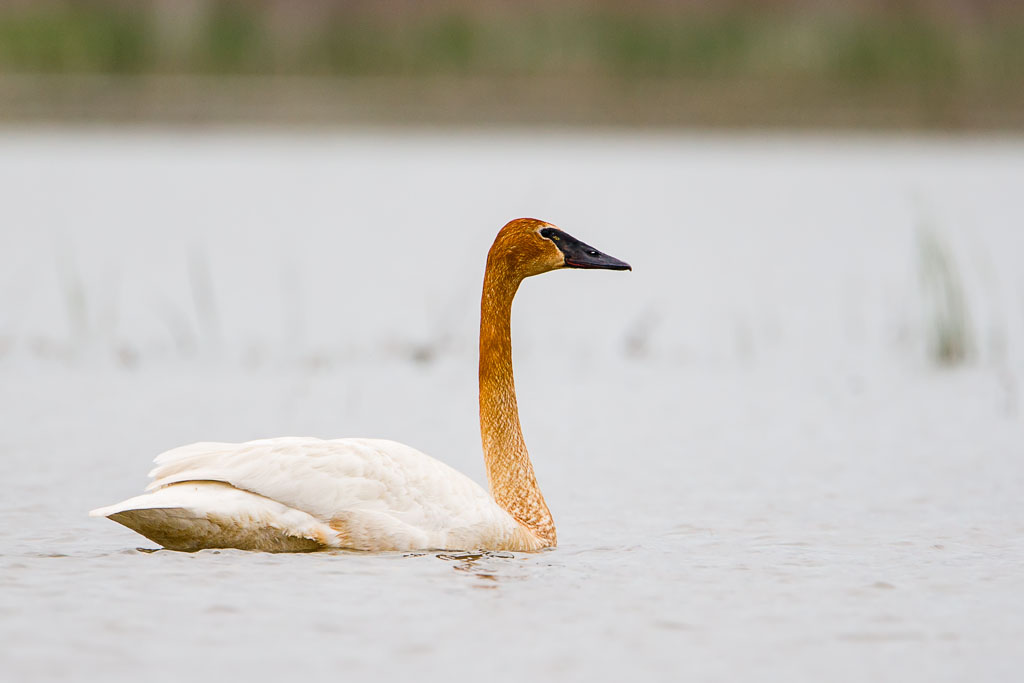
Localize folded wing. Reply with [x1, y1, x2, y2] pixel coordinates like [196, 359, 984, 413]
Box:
[93, 437, 534, 551]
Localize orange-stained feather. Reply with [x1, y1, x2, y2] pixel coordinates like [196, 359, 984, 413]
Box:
[478, 219, 561, 547]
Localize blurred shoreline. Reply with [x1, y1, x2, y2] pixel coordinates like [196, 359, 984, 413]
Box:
[1, 0, 1022, 130]
[2, 73, 1022, 130]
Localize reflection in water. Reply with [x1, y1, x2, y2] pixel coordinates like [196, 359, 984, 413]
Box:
[435, 550, 516, 585]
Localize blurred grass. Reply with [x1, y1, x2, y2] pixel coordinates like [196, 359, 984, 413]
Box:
[0, 0, 1022, 127]
[918, 227, 972, 367]
[0, 4, 151, 74]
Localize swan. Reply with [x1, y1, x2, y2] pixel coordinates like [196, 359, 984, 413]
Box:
[90, 218, 630, 552]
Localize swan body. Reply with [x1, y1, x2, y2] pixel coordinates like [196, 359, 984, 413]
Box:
[90, 437, 544, 552]
[91, 219, 630, 552]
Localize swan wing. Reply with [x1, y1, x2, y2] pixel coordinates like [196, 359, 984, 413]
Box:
[131, 437, 534, 551]
[89, 481, 338, 552]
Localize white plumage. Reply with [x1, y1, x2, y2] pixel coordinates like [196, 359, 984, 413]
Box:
[90, 438, 543, 552]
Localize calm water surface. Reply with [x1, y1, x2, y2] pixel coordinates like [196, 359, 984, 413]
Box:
[1, 129, 1023, 682]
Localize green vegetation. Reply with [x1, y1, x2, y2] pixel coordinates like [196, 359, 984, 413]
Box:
[0, 1, 1020, 86]
[0, 5, 151, 74]
[918, 228, 972, 367]
[0, 1, 1020, 127]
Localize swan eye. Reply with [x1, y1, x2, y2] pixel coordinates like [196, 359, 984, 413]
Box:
[540, 228, 559, 241]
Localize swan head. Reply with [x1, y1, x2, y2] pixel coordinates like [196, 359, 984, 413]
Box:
[489, 218, 631, 280]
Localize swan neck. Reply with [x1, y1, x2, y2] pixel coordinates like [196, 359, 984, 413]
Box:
[478, 266, 556, 546]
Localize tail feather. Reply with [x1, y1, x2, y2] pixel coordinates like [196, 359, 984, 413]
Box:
[90, 481, 336, 552]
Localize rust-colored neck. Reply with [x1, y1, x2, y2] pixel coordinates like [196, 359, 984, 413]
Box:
[478, 260, 556, 546]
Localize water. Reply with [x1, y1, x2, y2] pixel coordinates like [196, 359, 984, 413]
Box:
[1, 129, 1023, 682]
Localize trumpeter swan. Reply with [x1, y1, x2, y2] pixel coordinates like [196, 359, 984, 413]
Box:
[90, 218, 630, 552]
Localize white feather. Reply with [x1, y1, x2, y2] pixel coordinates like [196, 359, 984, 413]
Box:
[91, 438, 542, 552]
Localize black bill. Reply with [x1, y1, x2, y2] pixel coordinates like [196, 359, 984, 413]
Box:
[540, 227, 631, 271]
